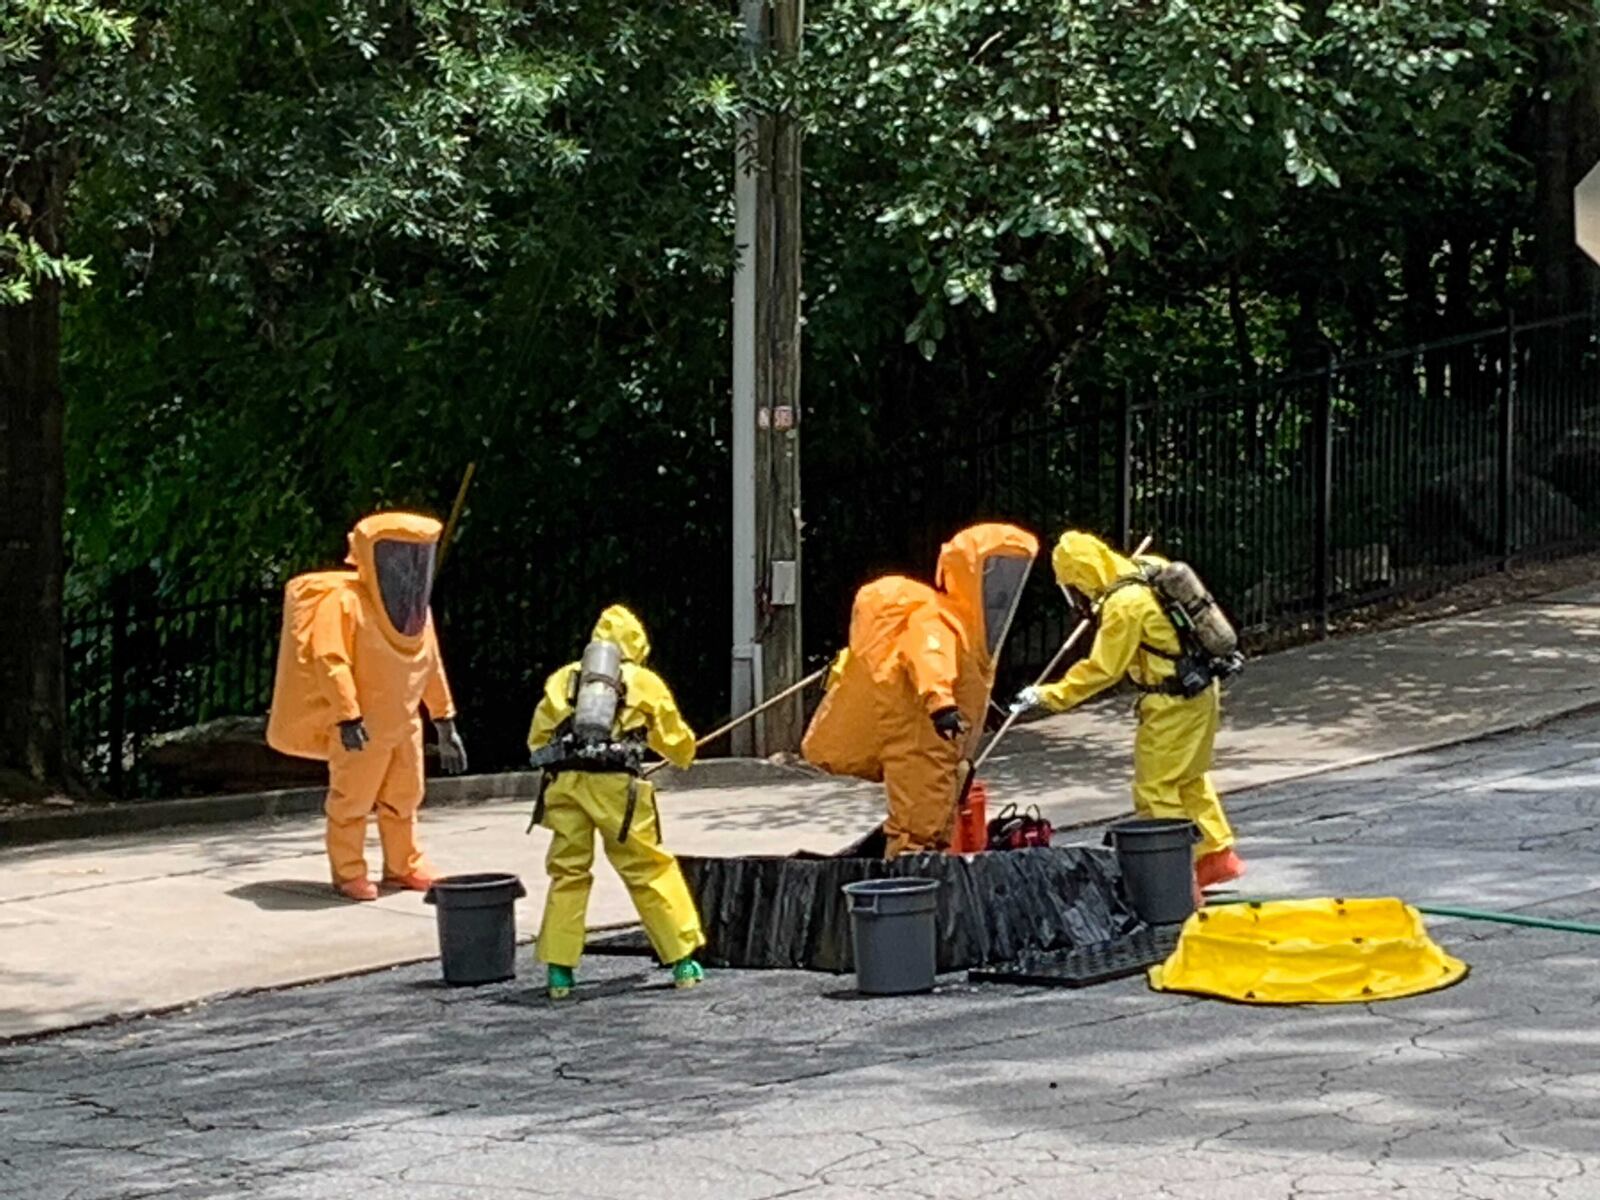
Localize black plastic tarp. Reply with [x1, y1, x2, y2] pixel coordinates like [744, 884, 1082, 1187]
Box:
[676, 846, 1138, 974]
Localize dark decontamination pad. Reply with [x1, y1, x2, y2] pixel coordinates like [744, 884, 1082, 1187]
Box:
[967, 923, 1183, 989]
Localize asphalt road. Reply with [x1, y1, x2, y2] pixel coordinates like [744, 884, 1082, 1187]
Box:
[6, 712, 1600, 1199]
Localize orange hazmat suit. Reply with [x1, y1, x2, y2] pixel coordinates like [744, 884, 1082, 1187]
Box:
[267, 512, 459, 890]
[803, 523, 1038, 858]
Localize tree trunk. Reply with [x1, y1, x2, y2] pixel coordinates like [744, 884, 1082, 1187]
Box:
[1529, 6, 1600, 317]
[0, 162, 69, 789]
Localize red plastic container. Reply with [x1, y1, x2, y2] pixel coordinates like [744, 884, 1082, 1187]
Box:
[951, 777, 989, 854]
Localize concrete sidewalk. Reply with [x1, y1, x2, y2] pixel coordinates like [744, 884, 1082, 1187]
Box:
[986, 585, 1600, 829]
[3, 584, 1599, 1039]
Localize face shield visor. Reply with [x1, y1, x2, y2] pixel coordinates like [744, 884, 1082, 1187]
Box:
[372, 538, 437, 637]
[979, 552, 1032, 658]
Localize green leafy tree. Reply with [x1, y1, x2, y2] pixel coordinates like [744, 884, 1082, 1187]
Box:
[57, 2, 743, 762]
[1, 1, 194, 788]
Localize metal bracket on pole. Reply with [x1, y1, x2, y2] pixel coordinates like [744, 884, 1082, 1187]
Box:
[749, 641, 766, 756]
[731, 643, 760, 757]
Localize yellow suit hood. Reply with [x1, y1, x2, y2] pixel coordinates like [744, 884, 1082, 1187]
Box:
[1051, 530, 1136, 600]
[593, 604, 651, 664]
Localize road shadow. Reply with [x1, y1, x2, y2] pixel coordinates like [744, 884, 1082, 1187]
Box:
[225, 880, 351, 911]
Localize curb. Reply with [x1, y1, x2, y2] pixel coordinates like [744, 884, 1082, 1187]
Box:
[0, 757, 819, 850]
[0, 917, 645, 1047]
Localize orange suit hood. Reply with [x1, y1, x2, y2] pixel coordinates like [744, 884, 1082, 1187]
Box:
[346, 511, 443, 650]
[934, 522, 1040, 678]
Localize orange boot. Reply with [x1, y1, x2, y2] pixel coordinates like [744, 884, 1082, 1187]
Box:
[336, 878, 379, 902]
[1195, 847, 1246, 890]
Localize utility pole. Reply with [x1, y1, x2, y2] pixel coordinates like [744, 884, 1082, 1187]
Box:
[731, 0, 804, 755]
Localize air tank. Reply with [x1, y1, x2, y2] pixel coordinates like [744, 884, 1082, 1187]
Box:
[1154, 562, 1238, 658]
[572, 639, 625, 741]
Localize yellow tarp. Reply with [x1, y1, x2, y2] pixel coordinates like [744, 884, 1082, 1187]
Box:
[1148, 897, 1467, 1004]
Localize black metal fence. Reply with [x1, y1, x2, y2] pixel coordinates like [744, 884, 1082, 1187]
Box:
[65, 581, 279, 795]
[804, 308, 1600, 699]
[65, 309, 1600, 793]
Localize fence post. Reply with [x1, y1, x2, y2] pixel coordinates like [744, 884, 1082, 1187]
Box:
[1498, 309, 1517, 570]
[1314, 355, 1335, 637]
[1116, 380, 1133, 551]
[107, 575, 129, 797]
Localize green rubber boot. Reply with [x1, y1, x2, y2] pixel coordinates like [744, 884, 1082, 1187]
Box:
[547, 965, 575, 1000]
[672, 957, 704, 990]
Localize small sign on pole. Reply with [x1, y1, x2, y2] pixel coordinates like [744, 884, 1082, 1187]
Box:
[1575, 160, 1600, 266]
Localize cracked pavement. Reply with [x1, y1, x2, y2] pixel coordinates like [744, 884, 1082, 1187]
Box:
[5, 713, 1600, 1199]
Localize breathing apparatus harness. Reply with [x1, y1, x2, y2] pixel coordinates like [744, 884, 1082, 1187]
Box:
[1102, 560, 1245, 700]
[527, 638, 656, 843]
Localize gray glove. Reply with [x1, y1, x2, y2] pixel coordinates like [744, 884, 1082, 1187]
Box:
[435, 718, 468, 775]
[337, 718, 370, 752]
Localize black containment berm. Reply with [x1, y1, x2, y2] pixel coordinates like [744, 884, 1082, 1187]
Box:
[424, 873, 526, 986]
[843, 877, 939, 995]
[1104, 819, 1199, 926]
[679, 845, 1139, 973]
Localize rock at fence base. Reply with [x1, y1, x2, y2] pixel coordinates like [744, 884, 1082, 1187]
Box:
[1333, 543, 1394, 591]
[144, 717, 324, 794]
[1405, 460, 1586, 565]
[679, 845, 1138, 974]
[1544, 431, 1600, 513]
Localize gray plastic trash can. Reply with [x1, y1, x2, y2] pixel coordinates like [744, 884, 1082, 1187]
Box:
[1104, 819, 1199, 926]
[843, 877, 939, 995]
[424, 873, 526, 986]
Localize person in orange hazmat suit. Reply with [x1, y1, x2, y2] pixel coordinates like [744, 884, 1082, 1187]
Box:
[1013, 531, 1243, 889]
[266, 512, 467, 902]
[802, 523, 1038, 858]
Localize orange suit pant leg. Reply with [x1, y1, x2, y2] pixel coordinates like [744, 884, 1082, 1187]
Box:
[374, 728, 430, 880]
[325, 740, 393, 883]
[881, 713, 963, 859]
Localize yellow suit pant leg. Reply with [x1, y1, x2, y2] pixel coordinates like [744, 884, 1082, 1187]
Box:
[536, 775, 705, 968]
[1133, 687, 1235, 857]
[325, 741, 395, 883]
[537, 783, 599, 968]
[593, 780, 704, 965]
[374, 732, 430, 879]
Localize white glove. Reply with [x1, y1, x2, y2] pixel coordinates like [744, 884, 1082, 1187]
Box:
[1010, 686, 1043, 715]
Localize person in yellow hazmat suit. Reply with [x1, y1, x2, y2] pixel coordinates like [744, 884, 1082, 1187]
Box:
[266, 511, 468, 902]
[803, 523, 1039, 858]
[1012, 531, 1245, 890]
[527, 605, 705, 999]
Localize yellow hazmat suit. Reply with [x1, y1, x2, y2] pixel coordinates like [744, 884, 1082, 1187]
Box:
[267, 512, 458, 890]
[803, 524, 1039, 858]
[1036, 531, 1235, 857]
[528, 605, 704, 970]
